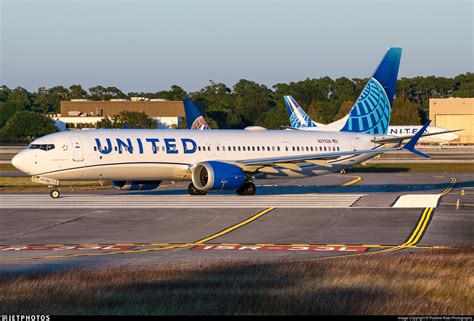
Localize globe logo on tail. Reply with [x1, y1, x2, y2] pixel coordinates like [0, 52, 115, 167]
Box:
[341, 77, 391, 135]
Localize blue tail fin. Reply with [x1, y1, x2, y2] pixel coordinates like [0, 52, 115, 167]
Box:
[340, 47, 402, 135]
[284, 95, 317, 128]
[183, 99, 210, 130]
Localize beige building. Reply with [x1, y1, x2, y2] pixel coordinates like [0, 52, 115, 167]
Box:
[429, 98, 474, 144]
[56, 99, 185, 129]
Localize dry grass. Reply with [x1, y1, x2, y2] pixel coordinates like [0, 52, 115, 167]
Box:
[0, 248, 472, 315]
[0, 164, 16, 171]
[0, 176, 112, 192]
[0, 153, 16, 160]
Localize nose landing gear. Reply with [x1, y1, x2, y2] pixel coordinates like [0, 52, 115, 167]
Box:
[32, 176, 61, 199]
[50, 189, 60, 198]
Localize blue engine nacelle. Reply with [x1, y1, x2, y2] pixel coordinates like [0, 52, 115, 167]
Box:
[112, 180, 162, 191]
[191, 161, 246, 191]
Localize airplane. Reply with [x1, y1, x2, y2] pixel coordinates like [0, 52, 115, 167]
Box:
[12, 47, 434, 199]
[283, 95, 459, 145]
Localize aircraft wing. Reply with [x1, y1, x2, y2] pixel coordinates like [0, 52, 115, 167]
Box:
[371, 129, 463, 144]
[232, 121, 432, 170]
[237, 147, 395, 168]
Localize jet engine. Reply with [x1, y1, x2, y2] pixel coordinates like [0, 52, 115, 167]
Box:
[191, 161, 245, 191]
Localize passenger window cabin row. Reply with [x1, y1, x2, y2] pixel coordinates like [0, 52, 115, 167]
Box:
[94, 144, 341, 153]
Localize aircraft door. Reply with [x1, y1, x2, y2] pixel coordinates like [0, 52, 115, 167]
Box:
[215, 143, 224, 158]
[205, 143, 212, 157]
[70, 136, 84, 162]
[349, 138, 359, 151]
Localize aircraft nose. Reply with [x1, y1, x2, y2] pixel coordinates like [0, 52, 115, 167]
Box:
[11, 151, 30, 174]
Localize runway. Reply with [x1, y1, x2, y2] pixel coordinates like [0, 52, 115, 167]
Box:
[0, 194, 363, 208]
[0, 172, 472, 272]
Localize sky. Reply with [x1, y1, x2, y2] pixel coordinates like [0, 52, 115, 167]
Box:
[1, 0, 473, 93]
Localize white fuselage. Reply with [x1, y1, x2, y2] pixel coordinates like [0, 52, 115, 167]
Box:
[12, 129, 381, 182]
[386, 126, 458, 143]
[303, 124, 457, 144]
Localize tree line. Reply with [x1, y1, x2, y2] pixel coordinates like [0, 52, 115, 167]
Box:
[0, 73, 472, 142]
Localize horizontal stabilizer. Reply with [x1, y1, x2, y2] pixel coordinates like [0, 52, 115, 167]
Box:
[401, 121, 431, 158]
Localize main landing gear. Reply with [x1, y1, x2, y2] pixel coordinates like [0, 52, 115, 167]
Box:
[188, 183, 207, 196]
[236, 182, 256, 196]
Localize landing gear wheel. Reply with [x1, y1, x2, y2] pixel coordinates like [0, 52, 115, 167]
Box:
[236, 182, 256, 196]
[50, 189, 60, 199]
[188, 183, 207, 196]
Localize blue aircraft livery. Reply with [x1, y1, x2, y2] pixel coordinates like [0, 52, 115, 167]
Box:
[340, 47, 402, 135]
[95, 137, 198, 155]
[340, 77, 391, 134]
[284, 96, 317, 128]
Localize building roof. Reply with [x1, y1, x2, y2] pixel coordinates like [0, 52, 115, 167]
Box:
[60, 100, 185, 117]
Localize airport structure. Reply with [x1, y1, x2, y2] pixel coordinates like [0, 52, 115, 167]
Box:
[53, 99, 185, 130]
[429, 97, 474, 144]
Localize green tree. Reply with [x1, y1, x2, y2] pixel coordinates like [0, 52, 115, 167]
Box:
[453, 73, 474, 97]
[390, 98, 421, 125]
[69, 84, 89, 99]
[0, 111, 57, 142]
[260, 102, 289, 129]
[89, 86, 126, 101]
[334, 100, 355, 121]
[7, 86, 31, 109]
[190, 81, 234, 128]
[334, 77, 356, 100]
[0, 85, 11, 102]
[233, 79, 275, 126]
[0, 102, 25, 128]
[96, 111, 157, 129]
[33, 86, 70, 114]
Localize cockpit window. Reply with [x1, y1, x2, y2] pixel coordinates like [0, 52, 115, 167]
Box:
[29, 144, 55, 151]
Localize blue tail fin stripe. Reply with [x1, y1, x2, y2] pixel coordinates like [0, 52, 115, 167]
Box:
[183, 99, 210, 130]
[341, 77, 391, 134]
[285, 96, 317, 128]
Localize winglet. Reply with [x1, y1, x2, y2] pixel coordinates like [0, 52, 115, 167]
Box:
[402, 120, 431, 158]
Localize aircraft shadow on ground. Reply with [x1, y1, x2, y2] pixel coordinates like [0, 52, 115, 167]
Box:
[126, 180, 474, 196]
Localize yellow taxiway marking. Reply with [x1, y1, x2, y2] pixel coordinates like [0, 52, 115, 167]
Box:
[312, 207, 437, 260]
[339, 175, 362, 187]
[0, 206, 446, 261]
[440, 177, 456, 196]
[194, 207, 275, 244]
[367, 207, 434, 254]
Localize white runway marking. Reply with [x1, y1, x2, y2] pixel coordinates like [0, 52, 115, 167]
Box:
[392, 194, 441, 208]
[0, 194, 363, 208]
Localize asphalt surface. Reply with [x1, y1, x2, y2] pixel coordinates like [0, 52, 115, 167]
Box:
[0, 172, 472, 273]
